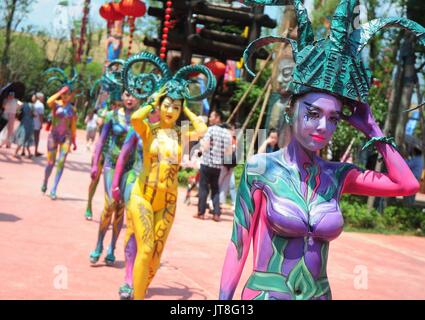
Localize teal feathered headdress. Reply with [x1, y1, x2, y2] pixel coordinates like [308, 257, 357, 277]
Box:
[122, 51, 217, 101]
[44, 67, 84, 95]
[243, 0, 425, 103]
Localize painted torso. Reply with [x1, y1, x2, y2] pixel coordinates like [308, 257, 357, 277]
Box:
[104, 107, 132, 167]
[51, 102, 75, 141]
[139, 123, 182, 192]
[237, 149, 354, 300]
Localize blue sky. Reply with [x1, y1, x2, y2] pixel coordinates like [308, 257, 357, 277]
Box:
[23, 0, 315, 33]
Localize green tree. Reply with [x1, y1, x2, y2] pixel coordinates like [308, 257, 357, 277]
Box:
[0, 0, 37, 84]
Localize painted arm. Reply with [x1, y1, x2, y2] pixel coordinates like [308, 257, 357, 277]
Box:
[47, 86, 68, 109]
[131, 87, 166, 138]
[219, 162, 261, 299]
[71, 111, 77, 150]
[130, 103, 154, 141]
[112, 130, 137, 202]
[342, 102, 420, 196]
[182, 101, 208, 141]
[91, 117, 111, 179]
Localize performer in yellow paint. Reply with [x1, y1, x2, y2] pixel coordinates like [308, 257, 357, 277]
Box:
[121, 52, 216, 299]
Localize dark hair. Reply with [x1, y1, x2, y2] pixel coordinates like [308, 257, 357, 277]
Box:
[268, 128, 278, 136]
[210, 109, 224, 122]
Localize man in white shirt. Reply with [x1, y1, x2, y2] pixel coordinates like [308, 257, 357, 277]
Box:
[33, 92, 45, 157]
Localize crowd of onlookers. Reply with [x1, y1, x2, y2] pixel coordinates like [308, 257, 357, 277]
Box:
[0, 90, 45, 159]
[187, 110, 281, 222]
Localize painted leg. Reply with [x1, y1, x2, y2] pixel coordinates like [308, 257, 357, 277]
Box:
[85, 157, 104, 220]
[42, 135, 58, 193]
[146, 192, 176, 287]
[129, 184, 155, 300]
[105, 202, 125, 265]
[89, 167, 115, 264]
[50, 140, 70, 199]
[119, 232, 137, 300]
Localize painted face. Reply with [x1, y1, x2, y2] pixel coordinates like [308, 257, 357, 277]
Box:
[292, 92, 342, 152]
[61, 91, 75, 104]
[160, 96, 182, 126]
[122, 91, 139, 110]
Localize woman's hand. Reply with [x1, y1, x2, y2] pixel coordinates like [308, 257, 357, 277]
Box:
[342, 101, 383, 138]
[152, 86, 167, 106]
[112, 187, 121, 202]
[59, 86, 70, 96]
[90, 165, 99, 180]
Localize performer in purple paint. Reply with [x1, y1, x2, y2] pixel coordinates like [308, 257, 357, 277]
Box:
[219, 0, 424, 300]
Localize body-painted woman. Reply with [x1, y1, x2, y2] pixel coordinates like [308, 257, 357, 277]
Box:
[89, 84, 141, 265]
[122, 52, 216, 299]
[219, 0, 424, 300]
[85, 61, 125, 220]
[41, 68, 81, 199]
[111, 127, 145, 299]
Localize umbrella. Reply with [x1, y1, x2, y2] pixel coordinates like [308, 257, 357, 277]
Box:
[0, 82, 26, 108]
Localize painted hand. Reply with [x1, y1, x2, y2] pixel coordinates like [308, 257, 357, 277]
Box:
[342, 101, 383, 138]
[90, 166, 99, 180]
[112, 186, 121, 202]
[59, 86, 70, 95]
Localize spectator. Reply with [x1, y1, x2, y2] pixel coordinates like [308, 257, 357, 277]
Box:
[85, 110, 98, 151]
[13, 100, 35, 159]
[196, 110, 232, 222]
[33, 92, 45, 157]
[0, 92, 21, 148]
[219, 122, 238, 211]
[258, 127, 280, 154]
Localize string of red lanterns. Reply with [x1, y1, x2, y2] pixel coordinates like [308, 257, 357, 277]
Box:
[99, 1, 146, 57]
[160, 1, 173, 60]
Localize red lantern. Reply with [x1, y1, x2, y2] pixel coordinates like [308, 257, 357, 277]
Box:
[205, 60, 227, 80]
[118, 0, 146, 18]
[160, 53, 166, 59]
[166, 1, 172, 7]
[163, 27, 169, 34]
[165, 8, 172, 14]
[160, 47, 167, 53]
[162, 34, 168, 40]
[100, 3, 124, 21]
[190, 61, 227, 80]
[165, 14, 171, 21]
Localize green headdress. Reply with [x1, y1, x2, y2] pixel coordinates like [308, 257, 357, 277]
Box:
[243, 0, 425, 103]
[44, 67, 84, 95]
[102, 59, 126, 102]
[122, 51, 217, 101]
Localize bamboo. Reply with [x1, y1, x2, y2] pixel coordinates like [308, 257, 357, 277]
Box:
[247, 83, 272, 158]
[227, 52, 272, 124]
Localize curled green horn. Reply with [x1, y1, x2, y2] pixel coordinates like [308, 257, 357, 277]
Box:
[243, 36, 298, 77]
[105, 59, 125, 86]
[350, 17, 425, 54]
[47, 76, 66, 87]
[122, 51, 172, 100]
[71, 67, 79, 83]
[329, 0, 360, 52]
[90, 79, 102, 99]
[173, 65, 217, 101]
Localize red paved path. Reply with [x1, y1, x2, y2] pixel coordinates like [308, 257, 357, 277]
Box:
[0, 129, 424, 300]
